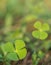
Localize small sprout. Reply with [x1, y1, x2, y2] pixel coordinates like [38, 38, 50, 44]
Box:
[38, 50, 45, 59]
[32, 21, 50, 40]
[32, 52, 37, 61]
[32, 52, 40, 65]
[32, 51, 45, 65]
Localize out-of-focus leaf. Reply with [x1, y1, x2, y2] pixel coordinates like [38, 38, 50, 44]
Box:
[7, 53, 19, 61]
[42, 40, 51, 50]
[24, 37, 30, 42]
[38, 50, 44, 59]
[32, 52, 37, 61]
[4, 14, 13, 34]
[1, 42, 14, 54]
[42, 23, 50, 31]
[40, 32, 48, 40]
[34, 21, 41, 29]
[17, 48, 27, 60]
[0, 54, 3, 59]
[32, 30, 40, 39]
[15, 40, 25, 49]
[23, 15, 37, 22]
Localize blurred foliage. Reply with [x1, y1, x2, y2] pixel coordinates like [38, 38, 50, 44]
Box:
[32, 50, 45, 65]
[0, 0, 51, 65]
[32, 21, 50, 40]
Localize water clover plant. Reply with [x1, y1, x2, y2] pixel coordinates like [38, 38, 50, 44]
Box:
[32, 21, 50, 40]
[0, 40, 27, 62]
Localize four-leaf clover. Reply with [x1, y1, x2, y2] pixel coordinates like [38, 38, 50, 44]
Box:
[1, 40, 27, 61]
[32, 21, 50, 40]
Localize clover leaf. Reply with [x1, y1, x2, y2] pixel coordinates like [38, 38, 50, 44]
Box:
[1, 42, 14, 54]
[32, 30, 40, 39]
[1, 40, 27, 61]
[32, 21, 50, 40]
[34, 21, 41, 29]
[14, 40, 27, 60]
[41, 23, 50, 31]
[6, 53, 18, 61]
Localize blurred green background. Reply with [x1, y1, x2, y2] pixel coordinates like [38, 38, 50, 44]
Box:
[0, 0, 51, 65]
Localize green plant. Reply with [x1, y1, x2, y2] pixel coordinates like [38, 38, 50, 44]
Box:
[31, 21, 50, 65]
[0, 0, 51, 65]
[0, 40, 27, 65]
[32, 50, 45, 65]
[32, 21, 50, 40]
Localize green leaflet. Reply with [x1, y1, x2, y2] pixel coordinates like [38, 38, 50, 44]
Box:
[1, 42, 14, 54]
[15, 40, 25, 50]
[40, 32, 48, 40]
[34, 21, 41, 29]
[32, 30, 40, 39]
[17, 48, 27, 60]
[42, 23, 50, 31]
[7, 53, 19, 61]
